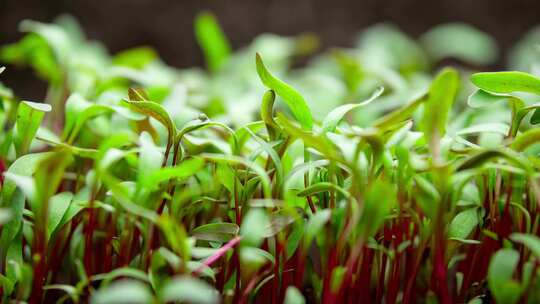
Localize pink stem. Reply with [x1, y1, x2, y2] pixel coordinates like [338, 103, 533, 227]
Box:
[194, 236, 242, 274]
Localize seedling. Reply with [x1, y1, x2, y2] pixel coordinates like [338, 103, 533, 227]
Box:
[0, 12, 540, 304]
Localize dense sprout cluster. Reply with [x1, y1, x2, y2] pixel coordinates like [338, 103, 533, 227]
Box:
[2, 12, 540, 304]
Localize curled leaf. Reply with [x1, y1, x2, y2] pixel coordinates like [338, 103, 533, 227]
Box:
[124, 88, 176, 146]
[260, 90, 279, 139]
[256, 53, 313, 130]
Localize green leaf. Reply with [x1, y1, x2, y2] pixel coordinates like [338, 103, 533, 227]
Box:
[0, 34, 60, 82]
[511, 233, 540, 258]
[175, 117, 239, 157]
[156, 215, 190, 261]
[260, 90, 279, 139]
[331, 50, 363, 93]
[467, 89, 510, 108]
[46, 192, 73, 240]
[457, 149, 529, 172]
[303, 209, 331, 249]
[33, 150, 73, 206]
[243, 127, 283, 189]
[140, 157, 204, 192]
[420, 23, 498, 65]
[448, 208, 479, 239]
[124, 88, 176, 146]
[137, 131, 163, 192]
[284, 286, 305, 304]
[37, 136, 100, 159]
[241, 209, 270, 248]
[43, 284, 78, 302]
[322, 86, 384, 132]
[511, 128, 540, 151]
[3, 172, 35, 202]
[194, 12, 231, 73]
[92, 267, 149, 285]
[357, 24, 427, 72]
[286, 220, 305, 259]
[14, 101, 51, 156]
[202, 153, 272, 198]
[112, 46, 158, 69]
[104, 176, 158, 223]
[467, 297, 483, 304]
[188, 261, 216, 281]
[240, 247, 275, 272]
[358, 179, 396, 237]
[91, 280, 153, 304]
[192, 222, 239, 243]
[177, 118, 236, 147]
[215, 163, 238, 194]
[449, 238, 481, 245]
[488, 249, 522, 304]
[467, 89, 526, 136]
[0, 208, 12, 226]
[456, 123, 509, 136]
[297, 182, 350, 199]
[63, 94, 113, 144]
[373, 91, 428, 131]
[52, 190, 88, 236]
[0, 152, 52, 261]
[471, 71, 540, 95]
[330, 266, 347, 293]
[530, 108, 540, 124]
[421, 67, 460, 140]
[276, 113, 340, 162]
[285, 160, 329, 187]
[19, 20, 71, 64]
[161, 275, 219, 304]
[256, 53, 313, 130]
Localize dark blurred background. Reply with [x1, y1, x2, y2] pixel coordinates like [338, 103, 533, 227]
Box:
[1, 0, 539, 97]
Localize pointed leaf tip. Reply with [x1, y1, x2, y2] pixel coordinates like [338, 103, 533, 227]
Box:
[22, 100, 52, 112]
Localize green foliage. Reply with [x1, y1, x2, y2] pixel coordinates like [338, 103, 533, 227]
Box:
[448, 207, 479, 239]
[420, 67, 459, 150]
[195, 11, 231, 73]
[488, 249, 522, 304]
[322, 86, 383, 132]
[1, 12, 540, 304]
[420, 23, 498, 65]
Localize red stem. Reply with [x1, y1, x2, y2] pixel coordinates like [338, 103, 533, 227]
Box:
[194, 236, 242, 275]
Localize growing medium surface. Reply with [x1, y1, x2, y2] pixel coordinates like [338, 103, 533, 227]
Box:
[2, 12, 540, 304]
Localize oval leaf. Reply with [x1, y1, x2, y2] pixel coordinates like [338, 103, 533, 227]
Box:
[471, 71, 540, 95]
